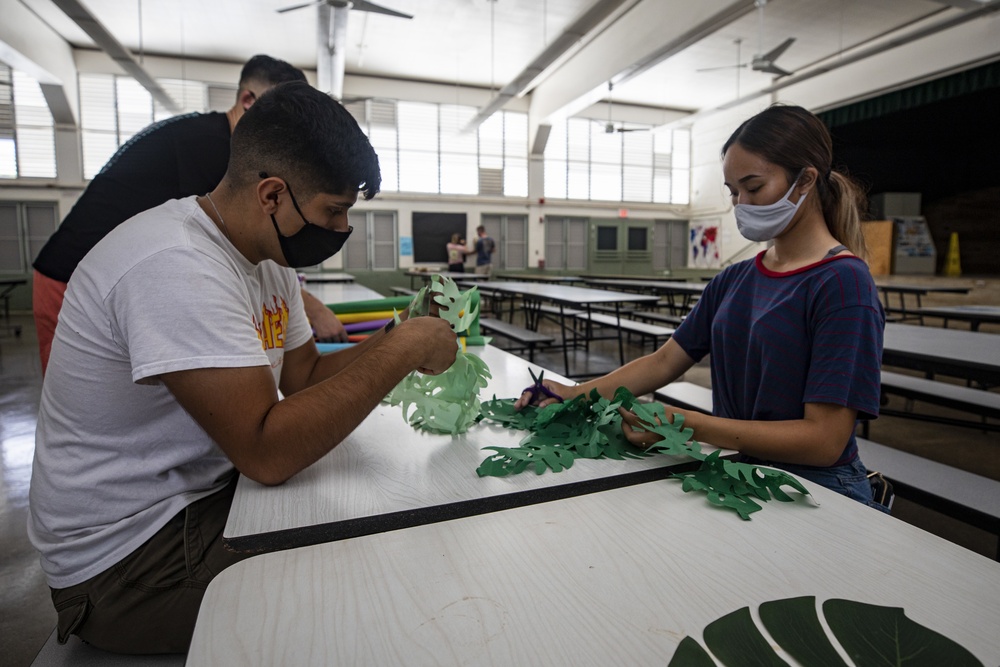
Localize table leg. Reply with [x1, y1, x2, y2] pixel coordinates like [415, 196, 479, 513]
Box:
[614, 303, 626, 366]
[559, 304, 570, 377]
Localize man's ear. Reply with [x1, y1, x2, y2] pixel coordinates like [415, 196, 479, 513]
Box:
[256, 177, 286, 214]
[238, 89, 257, 111]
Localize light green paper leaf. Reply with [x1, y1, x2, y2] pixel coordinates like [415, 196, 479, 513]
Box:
[385, 350, 490, 435]
[426, 275, 480, 333]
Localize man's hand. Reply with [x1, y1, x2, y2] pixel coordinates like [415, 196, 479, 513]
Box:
[301, 288, 348, 342]
[394, 316, 459, 375]
[310, 307, 349, 342]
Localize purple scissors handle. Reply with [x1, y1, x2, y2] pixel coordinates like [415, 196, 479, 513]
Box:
[521, 369, 563, 405]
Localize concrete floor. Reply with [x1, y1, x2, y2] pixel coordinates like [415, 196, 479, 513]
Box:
[2, 275, 998, 666]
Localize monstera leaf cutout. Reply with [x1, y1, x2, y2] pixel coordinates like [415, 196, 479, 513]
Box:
[385, 351, 491, 435]
[409, 274, 480, 333]
[383, 277, 489, 435]
[668, 596, 983, 667]
[477, 386, 811, 519]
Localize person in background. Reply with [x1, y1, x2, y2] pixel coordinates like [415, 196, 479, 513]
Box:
[28, 81, 459, 655]
[517, 104, 887, 511]
[473, 225, 496, 276]
[446, 232, 470, 272]
[32, 54, 348, 374]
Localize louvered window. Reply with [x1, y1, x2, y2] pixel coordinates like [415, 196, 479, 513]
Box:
[344, 210, 397, 270]
[483, 213, 527, 270]
[0, 201, 57, 273]
[0, 63, 56, 179]
[207, 85, 237, 112]
[79, 74, 207, 179]
[544, 118, 689, 205]
[544, 216, 587, 270]
[348, 97, 527, 198]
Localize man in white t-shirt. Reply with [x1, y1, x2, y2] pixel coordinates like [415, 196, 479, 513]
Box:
[28, 81, 459, 655]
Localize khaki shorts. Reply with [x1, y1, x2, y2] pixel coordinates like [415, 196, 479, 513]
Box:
[50, 475, 251, 654]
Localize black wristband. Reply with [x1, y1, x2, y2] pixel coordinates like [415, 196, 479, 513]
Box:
[383, 319, 396, 334]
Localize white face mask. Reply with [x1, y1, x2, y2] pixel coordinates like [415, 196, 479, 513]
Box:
[734, 175, 807, 242]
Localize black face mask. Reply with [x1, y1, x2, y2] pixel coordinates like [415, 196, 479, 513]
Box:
[263, 173, 352, 268]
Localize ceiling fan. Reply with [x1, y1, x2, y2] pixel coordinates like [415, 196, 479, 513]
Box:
[698, 0, 795, 77]
[596, 82, 650, 134]
[275, 0, 413, 19]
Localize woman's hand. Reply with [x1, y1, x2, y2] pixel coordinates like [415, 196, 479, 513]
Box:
[514, 379, 572, 410]
[618, 406, 674, 448]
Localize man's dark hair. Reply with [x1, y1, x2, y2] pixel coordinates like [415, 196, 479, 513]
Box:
[228, 80, 381, 200]
[238, 54, 307, 92]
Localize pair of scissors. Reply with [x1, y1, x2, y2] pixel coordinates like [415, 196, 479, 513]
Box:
[521, 368, 563, 405]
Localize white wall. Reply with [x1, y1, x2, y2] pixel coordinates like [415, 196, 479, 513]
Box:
[684, 10, 1000, 268]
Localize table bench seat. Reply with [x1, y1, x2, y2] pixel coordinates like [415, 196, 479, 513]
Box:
[478, 318, 553, 361]
[856, 439, 1000, 558]
[879, 370, 1000, 432]
[390, 286, 417, 296]
[633, 311, 686, 327]
[652, 380, 1000, 557]
[575, 312, 674, 348]
[536, 304, 584, 317]
[653, 381, 713, 413]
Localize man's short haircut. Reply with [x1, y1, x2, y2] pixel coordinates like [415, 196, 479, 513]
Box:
[238, 55, 307, 94]
[228, 80, 381, 201]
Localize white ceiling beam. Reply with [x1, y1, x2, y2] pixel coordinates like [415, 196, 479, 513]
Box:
[317, 4, 350, 99]
[48, 0, 181, 113]
[461, 0, 636, 134]
[525, 0, 754, 153]
[529, 0, 754, 123]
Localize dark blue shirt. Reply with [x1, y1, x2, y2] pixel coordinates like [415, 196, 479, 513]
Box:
[672, 251, 884, 466]
[475, 236, 495, 266]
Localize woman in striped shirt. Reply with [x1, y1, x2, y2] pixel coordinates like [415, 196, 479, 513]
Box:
[518, 105, 887, 509]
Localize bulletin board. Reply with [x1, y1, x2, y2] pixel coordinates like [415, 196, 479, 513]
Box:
[412, 212, 468, 263]
[861, 220, 894, 275]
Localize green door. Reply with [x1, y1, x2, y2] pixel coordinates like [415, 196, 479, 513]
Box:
[587, 219, 654, 276]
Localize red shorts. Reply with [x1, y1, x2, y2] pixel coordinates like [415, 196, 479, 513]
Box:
[32, 270, 68, 375]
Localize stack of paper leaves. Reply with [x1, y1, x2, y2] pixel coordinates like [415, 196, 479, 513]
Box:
[477, 386, 811, 520]
[383, 275, 492, 435]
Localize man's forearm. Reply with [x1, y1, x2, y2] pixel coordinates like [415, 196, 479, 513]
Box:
[248, 320, 441, 484]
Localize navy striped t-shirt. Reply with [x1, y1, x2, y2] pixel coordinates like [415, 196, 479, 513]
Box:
[672, 251, 884, 465]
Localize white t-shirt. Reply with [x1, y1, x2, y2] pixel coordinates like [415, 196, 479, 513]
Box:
[28, 196, 313, 588]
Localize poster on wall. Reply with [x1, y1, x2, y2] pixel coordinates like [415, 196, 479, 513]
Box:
[689, 219, 721, 268]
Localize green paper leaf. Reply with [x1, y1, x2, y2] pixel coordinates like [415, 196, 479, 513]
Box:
[703, 606, 790, 666]
[426, 275, 480, 333]
[671, 597, 983, 667]
[823, 599, 983, 666]
[475, 385, 811, 520]
[384, 350, 491, 435]
[759, 597, 848, 667]
[480, 397, 539, 430]
[667, 637, 716, 667]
